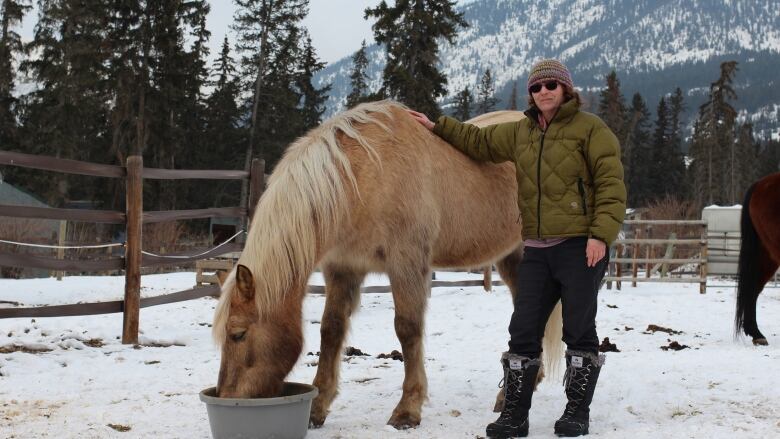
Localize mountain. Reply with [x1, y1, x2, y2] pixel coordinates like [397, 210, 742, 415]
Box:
[314, 0, 780, 140]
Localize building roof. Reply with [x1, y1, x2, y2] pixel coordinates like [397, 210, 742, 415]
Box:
[0, 178, 49, 208]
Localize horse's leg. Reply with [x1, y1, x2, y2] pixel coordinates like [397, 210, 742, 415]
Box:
[737, 186, 778, 347]
[309, 265, 366, 427]
[386, 261, 430, 429]
[746, 246, 778, 346]
[747, 184, 780, 346]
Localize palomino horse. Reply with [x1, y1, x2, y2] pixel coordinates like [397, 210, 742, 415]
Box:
[735, 172, 780, 345]
[212, 101, 563, 429]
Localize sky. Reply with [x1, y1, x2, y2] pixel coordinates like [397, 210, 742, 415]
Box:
[208, 0, 384, 65]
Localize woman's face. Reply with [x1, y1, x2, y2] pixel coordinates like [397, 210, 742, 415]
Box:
[531, 81, 565, 114]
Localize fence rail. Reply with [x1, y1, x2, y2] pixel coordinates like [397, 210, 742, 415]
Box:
[143, 207, 245, 223]
[142, 168, 249, 180]
[0, 284, 220, 319]
[0, 204, 126, 223]
[606, 219, 708, 293]
[0, 252, 124, 271]
[0, 150, 125, 177]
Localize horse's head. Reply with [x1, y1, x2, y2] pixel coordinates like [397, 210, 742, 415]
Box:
[215, 264, 303, 399]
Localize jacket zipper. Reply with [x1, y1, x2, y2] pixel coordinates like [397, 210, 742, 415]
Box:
[577, 177, 587, 215]
[536, 129, 546, 238]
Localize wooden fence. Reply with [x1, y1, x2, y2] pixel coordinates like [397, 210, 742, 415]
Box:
[605, 219, 708, 293]
[1, 152, 733, 340]
[0, 150, 265, 343]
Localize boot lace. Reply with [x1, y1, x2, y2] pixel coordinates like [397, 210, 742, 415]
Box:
[560, 363, 592, 420]
[495, 367, 525, 425]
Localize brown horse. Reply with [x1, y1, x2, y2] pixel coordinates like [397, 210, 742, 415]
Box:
[212, 101, 563, 429]
[735, 172, 780, 346]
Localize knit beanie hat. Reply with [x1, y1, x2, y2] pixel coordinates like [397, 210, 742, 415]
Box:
[526, 59, 574, 92]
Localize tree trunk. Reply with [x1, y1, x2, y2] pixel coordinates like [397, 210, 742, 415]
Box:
[240, 0, 273, 212]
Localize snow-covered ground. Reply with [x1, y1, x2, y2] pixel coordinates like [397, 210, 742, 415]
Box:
[1, 272, 779, 438]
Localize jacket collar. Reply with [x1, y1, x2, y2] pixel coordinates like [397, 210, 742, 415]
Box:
[524, 99, 580, 129]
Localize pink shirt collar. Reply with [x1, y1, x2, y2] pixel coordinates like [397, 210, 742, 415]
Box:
[537, 113, 549, 131]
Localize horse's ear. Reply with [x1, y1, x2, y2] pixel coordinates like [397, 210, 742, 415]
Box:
[235, 264, 255, 301]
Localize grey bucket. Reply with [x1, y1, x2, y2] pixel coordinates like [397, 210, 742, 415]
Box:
[200, 382, 318, 439]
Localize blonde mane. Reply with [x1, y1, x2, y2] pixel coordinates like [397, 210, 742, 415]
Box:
[213, 100, 401, 343]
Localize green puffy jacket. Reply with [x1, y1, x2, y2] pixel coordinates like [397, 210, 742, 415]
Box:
[433, 99, 627, 245]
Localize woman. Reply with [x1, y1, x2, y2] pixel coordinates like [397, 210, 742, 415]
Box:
[409, 59, 626, 438]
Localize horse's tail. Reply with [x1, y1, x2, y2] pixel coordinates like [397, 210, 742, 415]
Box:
[735, 182, 761, 337]
[542, 302, 564, 378]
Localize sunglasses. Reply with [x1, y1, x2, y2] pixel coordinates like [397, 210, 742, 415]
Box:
[529, 81, 559, 94]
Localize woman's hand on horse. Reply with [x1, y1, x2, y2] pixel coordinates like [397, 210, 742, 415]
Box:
[407, 110, 435, 131]
[586, 238, 606, 267]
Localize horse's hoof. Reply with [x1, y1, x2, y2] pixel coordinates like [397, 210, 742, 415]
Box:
[309, 409, 327, 428]
[493, 389, 505, 413]
[752, 338, 769, 346]
[387, 411, 421, 429]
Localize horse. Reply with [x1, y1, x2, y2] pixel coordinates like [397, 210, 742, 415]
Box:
[212, 100, 563, 429]
[735, 172, 780, 346]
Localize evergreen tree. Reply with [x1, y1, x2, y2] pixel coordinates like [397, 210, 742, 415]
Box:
[0, 0, 30, 150]
[233, 0, 308, 206]
[649, 96, 686, 202]
[667, 87, 687, 196]
[346, 39, 370, 108]
[179, 0, 212, 165]
[731, 123, 760, 203]
[200, 36, 246, 207]
[366, 0, 467, 119]
[598, 70, 631, 201]
[451, 85, 473, 120]
[204, 36, 244, 159]
[105, 0, 149, 163]
[624, 93, 652, 207]
[262, 23, 305, 165]
[757, 140, 780, 177]
[597, 70, 627, 145]
[296, 33, 330, 132]
[19, 0, 112, 205]
[145, 0, 212, 209]
[650, 97, 670, 197]
[475, 68, 499, 115]
[689, 61, 738, 205]
[507, 81, 518, 110]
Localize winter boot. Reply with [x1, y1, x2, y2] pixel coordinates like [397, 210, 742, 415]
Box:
[486, 352, 541, 438]
[554, 350, 605, 437]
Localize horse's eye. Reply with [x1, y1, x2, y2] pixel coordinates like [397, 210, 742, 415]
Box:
[230, 331, 246, 342]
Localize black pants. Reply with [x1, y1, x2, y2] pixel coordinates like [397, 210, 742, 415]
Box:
[507, 237, 608, 357]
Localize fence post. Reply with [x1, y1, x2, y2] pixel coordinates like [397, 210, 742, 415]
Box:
[659, 232, 676, 278]
[645, 225, 653, 278]
[123, 156, 143, 344]
[631, 227, 640, 287]
[56, 220, 67, 281]
[616, 244, 623, 291]
[699, 224, 708, 294]
[248, 158, 266, 226]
